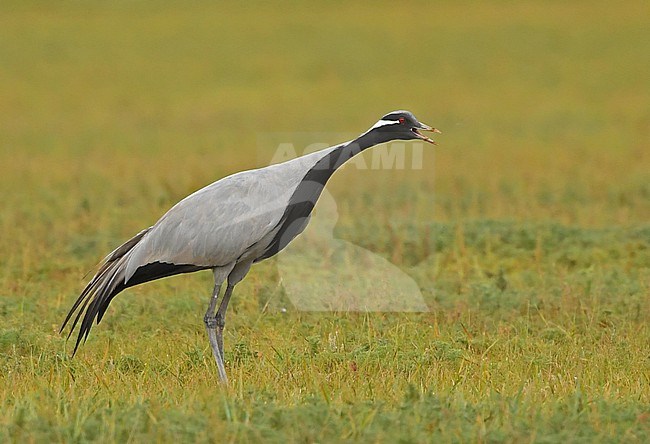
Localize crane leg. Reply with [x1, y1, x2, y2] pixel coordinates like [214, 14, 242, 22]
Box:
[203, 261, 251, 384]
[215, 284, 234, 357]
[204, 265, 233, 383]
[214, 260, 252, 362]
[204, 281, 228, 383]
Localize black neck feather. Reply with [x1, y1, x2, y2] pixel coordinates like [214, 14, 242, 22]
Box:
[257, 132, 382, 261]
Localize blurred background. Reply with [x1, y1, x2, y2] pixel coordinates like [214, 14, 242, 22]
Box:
[0, 1, 650, 322]
[2, 0, 647, 297]
[0, 1, 650, 336]
[1, 1, 649, 440]
[2, 1, 648, 230]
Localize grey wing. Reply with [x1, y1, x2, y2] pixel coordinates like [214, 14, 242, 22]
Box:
[122, 145, 341, 281]
[124, 170, 292, 280]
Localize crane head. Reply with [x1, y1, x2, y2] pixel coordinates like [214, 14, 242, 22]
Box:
[367, 110, 441, 145]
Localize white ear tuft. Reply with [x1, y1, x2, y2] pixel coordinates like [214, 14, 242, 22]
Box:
[370, 119, 400, 130]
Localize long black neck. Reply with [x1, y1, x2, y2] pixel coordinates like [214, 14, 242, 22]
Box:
[306, 131, 383, 185]
[257, 131, 385, 261]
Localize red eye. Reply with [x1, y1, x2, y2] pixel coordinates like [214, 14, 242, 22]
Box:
[398, 117, 405, 124]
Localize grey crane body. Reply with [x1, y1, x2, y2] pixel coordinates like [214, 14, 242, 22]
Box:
[61, 110, 440, 383]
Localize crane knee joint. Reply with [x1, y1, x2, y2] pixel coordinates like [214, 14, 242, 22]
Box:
[204, 316, 218, 329]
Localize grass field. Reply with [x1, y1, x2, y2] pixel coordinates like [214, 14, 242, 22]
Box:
[1, 0, 649, 442]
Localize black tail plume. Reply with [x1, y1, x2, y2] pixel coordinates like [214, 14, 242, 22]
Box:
[60, 228, 151, 355]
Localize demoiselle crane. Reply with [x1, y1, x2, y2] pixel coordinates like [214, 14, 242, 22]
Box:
[61, 110, 441, 383]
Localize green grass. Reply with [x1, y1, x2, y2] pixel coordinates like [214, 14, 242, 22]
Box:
[1, 0, 650, 442]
